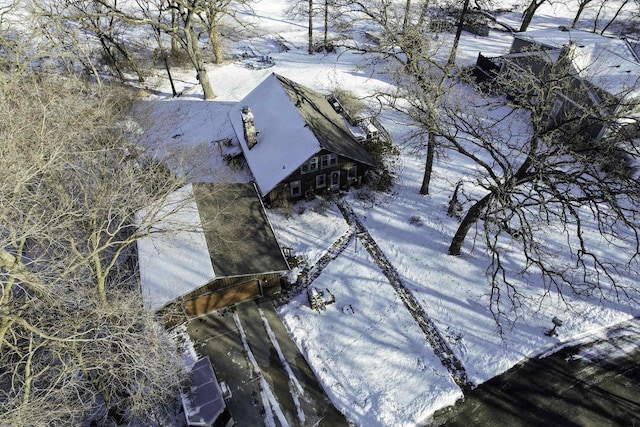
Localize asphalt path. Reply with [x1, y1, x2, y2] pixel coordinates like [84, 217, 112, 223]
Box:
[186, 300, 349, 427]
[431, 318, 640, 427]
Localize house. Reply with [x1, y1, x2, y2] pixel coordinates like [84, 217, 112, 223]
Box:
[181, 357, 233, 427]
[474, 27, 640, 141]
[136, 182, 289, 320]
[229, 73, 377, 207]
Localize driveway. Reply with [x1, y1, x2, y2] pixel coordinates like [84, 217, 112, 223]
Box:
[431, 318, 640, 426]
[186, 299, 349, 426]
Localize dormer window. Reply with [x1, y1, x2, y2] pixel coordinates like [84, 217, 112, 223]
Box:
[301, 156, 319, 174]
[320, 153, 338, 169]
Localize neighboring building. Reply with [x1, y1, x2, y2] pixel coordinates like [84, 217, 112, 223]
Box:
[229, 73, 377, 207]
[136, 182, 289, 320]
[474, 27, 640, 141]
[181, 357, 233, 427]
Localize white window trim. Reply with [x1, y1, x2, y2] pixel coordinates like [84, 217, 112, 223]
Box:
[316, 174, 326, 188]
[291, 180, 301, 197]
[301, 156, 320, 174]
[309, 157, 318, 172]
[320, 153, 338, 169]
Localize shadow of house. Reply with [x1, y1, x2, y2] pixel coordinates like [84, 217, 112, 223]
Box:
[474, 27, 640, 141]
[136, 182, 289, 324]
[228, 73, 377, 207]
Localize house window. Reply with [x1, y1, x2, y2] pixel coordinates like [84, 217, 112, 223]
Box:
[347, 165, 357, 180]
[316, 174, 326, 188]
[309, 157, 318, 172]
[301, 156, 319, 174]
[291, 180, 301, 197]
[320, 153, 338, 169]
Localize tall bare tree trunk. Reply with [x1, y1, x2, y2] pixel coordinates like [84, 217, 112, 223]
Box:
[447, 0, 470, 68]
[571, 0, 592, 28]
[308, 0, 313, 54]
[419, 132, 435, 195]
[448, 193, 493, 255]
[184, 21, 215, 99]
[323, 0, 329, 48]
[208, 23, 223, 64]
[519, 0, 546, 32]
[403, 0, 412, 31]
[600, 0, 631, 34]
[153, 27, 178, 97]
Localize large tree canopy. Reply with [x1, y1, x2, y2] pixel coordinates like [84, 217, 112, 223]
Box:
[0, 74, 188, 426]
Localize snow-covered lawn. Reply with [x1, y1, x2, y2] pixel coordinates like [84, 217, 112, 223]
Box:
[135, 0, 640, 425]
[278, 236, 462, 426]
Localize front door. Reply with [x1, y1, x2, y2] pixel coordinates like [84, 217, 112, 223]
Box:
[330, 170, 340, 190]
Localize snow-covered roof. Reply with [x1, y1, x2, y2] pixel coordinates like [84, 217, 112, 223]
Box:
[514, 28, 640, 100]
[229, 73, 375, 197]
[181, 357, 226, 427]
[136, 183, 215, 311]
[136, 183, 288, 311]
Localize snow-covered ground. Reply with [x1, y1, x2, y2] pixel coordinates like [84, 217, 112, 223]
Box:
[132, 0, 640, 425]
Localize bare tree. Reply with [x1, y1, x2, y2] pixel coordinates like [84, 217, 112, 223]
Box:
[435, 50, 640, 324]
[340, 0, 456, 194]
[571, 0, 596, 28]
[596, 0, 634, 34]
[35, 0, 146, 83]
[74, 0, 217, 98]
[519, 0, 547, 32]
[0, 74, 191, 425]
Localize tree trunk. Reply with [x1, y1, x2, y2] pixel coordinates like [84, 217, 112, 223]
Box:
[571, 1, 589, 28]
[308, 0, 313, 54]
[208, 23, 223, 64]
[153, 27, 177, 97]
[323, 0, 329, 48]
[419, 132, 435, 195]
[403, 0, 411, 31]
[600, 0, 630, 34]
[448, 192, 494, 255]
[184, 21, 215, 99]
[447, 0, 471, 68]
[171, 4, 179, 54]
[519, 0, 545, 32]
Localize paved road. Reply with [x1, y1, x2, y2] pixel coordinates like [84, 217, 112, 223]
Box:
[431, 319, 640, 427]
[186, 300, 349, 427]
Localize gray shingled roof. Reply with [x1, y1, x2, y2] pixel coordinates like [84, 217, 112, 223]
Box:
[193, 182, 289, 277]
[274, 74, 376, 167]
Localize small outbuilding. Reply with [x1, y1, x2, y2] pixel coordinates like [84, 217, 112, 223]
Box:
[181, 356, 233, 427]
[136, 182, 289, 321]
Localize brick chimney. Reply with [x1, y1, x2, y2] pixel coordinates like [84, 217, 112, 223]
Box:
[241, 106, 258, 149]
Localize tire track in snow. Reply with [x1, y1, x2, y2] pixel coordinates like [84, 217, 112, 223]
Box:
[233, 312, 290, 426]
[336, 201, 472, 390]
[259, 308, 306, 424]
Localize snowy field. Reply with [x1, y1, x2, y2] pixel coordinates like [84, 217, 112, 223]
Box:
[132, 0, 640, 425]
